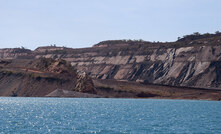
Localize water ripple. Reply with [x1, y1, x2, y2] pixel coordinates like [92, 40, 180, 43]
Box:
[0, 97, 220, 134]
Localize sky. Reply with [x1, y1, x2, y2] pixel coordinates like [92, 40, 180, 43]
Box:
[0, 0, 220, 50]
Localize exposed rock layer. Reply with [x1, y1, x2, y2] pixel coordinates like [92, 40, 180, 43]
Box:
[0, 58, 95, 97]
[0, 33, 221, 90]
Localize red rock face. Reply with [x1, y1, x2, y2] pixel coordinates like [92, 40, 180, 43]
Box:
[0, 34, 221, 89]
[0, 58, 96, 97]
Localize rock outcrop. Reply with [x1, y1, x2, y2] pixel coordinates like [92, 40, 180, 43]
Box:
[0, 33, 221, 90]
[31, 34, 221, 89]
[0, 58, 96, 97]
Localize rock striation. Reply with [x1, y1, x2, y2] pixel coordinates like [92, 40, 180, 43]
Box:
[31, 34, 221, 89]
[0, 33, 221, 90]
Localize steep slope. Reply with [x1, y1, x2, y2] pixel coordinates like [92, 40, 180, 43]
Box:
[32, 33, 221, 89]
[0, 33, 221, 90]
[0, 58, 96, 97]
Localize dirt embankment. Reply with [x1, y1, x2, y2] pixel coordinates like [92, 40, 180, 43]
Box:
[0, 58, 95, 97]
[93, 79, 221, 101]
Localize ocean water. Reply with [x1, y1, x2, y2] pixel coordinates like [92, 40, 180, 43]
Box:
[0, 98, 220, 134]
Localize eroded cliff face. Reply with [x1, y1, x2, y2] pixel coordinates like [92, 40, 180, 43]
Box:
[1, 34, 221, 89]
[0, 58, 96, 97]
[0, 48, 32, 59]
[66, 45, 221, 89]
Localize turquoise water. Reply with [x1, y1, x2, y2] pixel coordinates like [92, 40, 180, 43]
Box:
[0, 98, 220, 134]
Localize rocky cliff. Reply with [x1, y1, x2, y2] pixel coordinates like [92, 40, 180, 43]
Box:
[35, 33, 221, 89]
[0, 58, 96, 97]
[0, 33, 221, 90]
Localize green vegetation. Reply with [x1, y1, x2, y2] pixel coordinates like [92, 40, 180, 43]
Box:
[38, 58, 55, 69]
[95, 39, 151, 46]
[53, 50, 67, 54]
[177, 31, 221, 42]
[13, 47, 32, 53]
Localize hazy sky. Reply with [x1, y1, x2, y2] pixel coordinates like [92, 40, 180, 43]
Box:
[0, 0, 220, 49]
